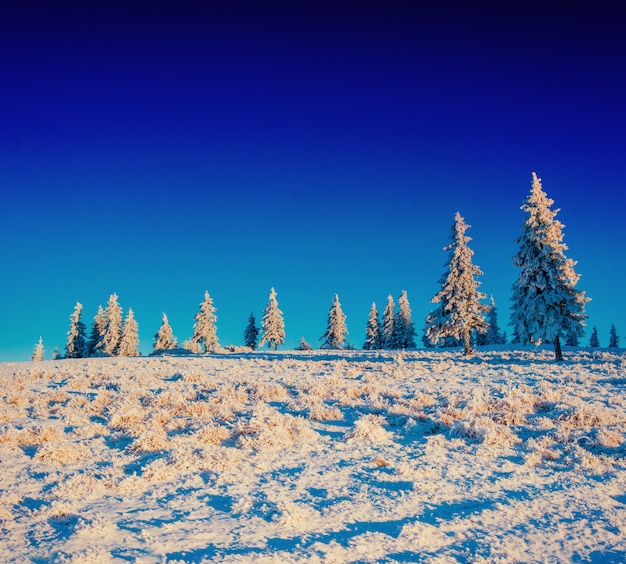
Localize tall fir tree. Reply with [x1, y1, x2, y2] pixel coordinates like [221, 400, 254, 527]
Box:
[258, 287, 286, 350]
[65, 302, 87, 358]
[243, 313, 259, 350]
[392, 290, 416, 349]
[476, 296, 506, 346]
[189, 291, 219, 353]
[609, 323, 619, 348]
[589, 326, 600, 348]
[511, 173, 589, 360]
[118, 308, 140, 357]
[101, 293, 124, 356]
[320, 294, 348, 349]
[32, 337, 45, 361]
[154, 312, 177, 352]
[381, 295, 395, 349]
[426, 212, 489, 356]
[363, 302, 382, 350]
[86, 305, 106, 357]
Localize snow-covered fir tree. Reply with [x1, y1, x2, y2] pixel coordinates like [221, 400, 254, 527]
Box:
[86, 305, 106, 357]
[320, 294, 348, 349]
[425, 212, 489, 356]
[258, 287, 286, 350]
[609, 324, 619, 348]
[511, 173, 589, 360]
[51, 347, 60, 360]
[363, 302, 382, 350]
[589, 326, 600, 348]
[118, 308, 140, 357]
[65, 302, 88, 358]
[295, 336, 313, 350]
[391, 290, 416, 349]
[565, 331, 579, 347]
[189, 291, 219, 353]
[243, 313, 259, 350]
[101, 293, 124, 356]
[31, 337, 44, 361]
[154, 312, 177, 352]
[476, 296, 506, 346]
[381, 295, 395, 349]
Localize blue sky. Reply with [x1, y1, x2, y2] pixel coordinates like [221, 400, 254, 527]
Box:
[1, 1, 624, 360]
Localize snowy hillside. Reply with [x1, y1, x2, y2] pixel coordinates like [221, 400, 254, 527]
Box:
[1, 349, 625, 563]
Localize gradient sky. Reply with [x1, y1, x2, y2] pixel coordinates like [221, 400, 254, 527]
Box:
[1, 1, 624, 361]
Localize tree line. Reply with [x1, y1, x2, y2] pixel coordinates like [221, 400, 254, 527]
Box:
[34, 173, 618, 361]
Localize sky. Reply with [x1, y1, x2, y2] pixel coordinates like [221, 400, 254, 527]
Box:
[1, 1, 624, 361]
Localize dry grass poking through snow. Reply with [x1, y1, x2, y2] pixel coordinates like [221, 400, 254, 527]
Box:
[0, 349, 625, 563]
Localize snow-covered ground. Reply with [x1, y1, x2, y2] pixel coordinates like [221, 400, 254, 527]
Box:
[1, 348, 625, 563]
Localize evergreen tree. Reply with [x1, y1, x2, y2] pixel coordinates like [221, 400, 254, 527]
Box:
[477, 296, 506, 346]
[189, 291, 219, 353]
[511, 173, 589, 360]
[381, 295, 395, 349]
[565, 331, 579, 347]
[51, 347, 60, 360]
[392, 290, 416, 349]
[65, 302, 88, 358]
[118, 308, 140, 356]
[363, 302, 382, 350]
[589, 326, 600, 348]
[101, 293, 124, 356]
[243, 313, 259, 350]
[154, 312, 177, 352]
[609, 323, 619, 348]
[426, 212, 489, 356]
[295, 336, 313, 351]
[258, 287, 286, 350]
[320, 294, 348, 349]
[86, 305, 106, 357]
[32, 337, 44, 361]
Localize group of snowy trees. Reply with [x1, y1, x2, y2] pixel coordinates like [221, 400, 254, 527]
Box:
[34, 173, 610, 361]
[61, 294, 140, 359]
[418, 172, 590, 359]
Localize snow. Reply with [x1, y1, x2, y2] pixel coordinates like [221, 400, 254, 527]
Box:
[1, 348, 625, 563]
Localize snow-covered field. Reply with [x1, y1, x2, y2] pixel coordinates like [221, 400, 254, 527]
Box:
[1, 349, 625, 563]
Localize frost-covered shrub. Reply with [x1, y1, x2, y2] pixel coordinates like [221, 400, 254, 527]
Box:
[236, 405, 318, 450]
[194, 423, 230, 446]
[308, 404, 344, 421]
[450, 416, 520, 447]
[129, 428, 170, 454]
[344, 414, 391, 443]
[35, 441, 90, 464]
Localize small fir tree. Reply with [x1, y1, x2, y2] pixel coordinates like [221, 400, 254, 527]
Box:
[101, 293, 124, 356]
[258, 287, 286, 350]
[118, 308, 140, 356]
[609, 324, 619, 348]
[295, 336, 313, 351]
[511, 172, 589, 360]
[426, 212, 489, 356]
[477, 296, 506, 346]
[86, 305, 106, 357]
[363, 302, 382, 350]
[51, 347, 60, 360]
[243, 313, 259, 350]
[381, 295, 395, 349]
[154, 312, 177, 352]
[32, 337, 44, 361]
[189, 291, 219, 353]
[392, 290, 416, 349]
[65, 302, 87, 359]
[320, 294, 348, 349]
[589, 326, 600, 348]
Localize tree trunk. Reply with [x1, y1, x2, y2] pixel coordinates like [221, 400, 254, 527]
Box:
[463, 331, 472, 356]
[554, 335, 564, 361]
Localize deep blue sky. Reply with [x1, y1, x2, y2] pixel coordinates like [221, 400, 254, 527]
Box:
[1, 1, 624, 360]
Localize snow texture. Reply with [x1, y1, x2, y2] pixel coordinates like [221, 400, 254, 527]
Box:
[1, 348, 625, 563]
